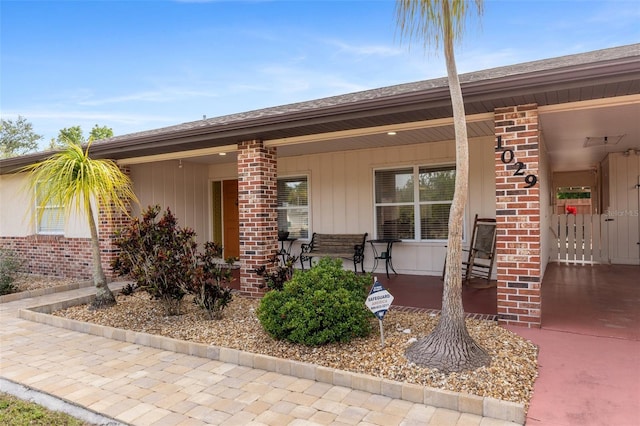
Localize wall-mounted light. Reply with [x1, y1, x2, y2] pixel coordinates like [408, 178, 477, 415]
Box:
[387, 131, 397, 136]
[219, 152, 226, 156]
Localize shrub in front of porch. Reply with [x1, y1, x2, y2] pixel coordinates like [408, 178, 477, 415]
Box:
[257, 258, 372, 346]
[112, 205, 234, 318]
[184, 241, 234, 320]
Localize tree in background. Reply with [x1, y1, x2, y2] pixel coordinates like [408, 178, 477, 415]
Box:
[48, 125, 114, 150]
[23, 137, 138, 309]
[396, 0, 489, 373]
[0, 116, 42, 158]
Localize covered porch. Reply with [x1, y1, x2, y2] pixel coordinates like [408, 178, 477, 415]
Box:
[350, 262, 638, 340]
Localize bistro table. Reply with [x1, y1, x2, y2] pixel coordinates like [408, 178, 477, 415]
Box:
[277, 235, 297, 265]
[368, 238, 401, 279]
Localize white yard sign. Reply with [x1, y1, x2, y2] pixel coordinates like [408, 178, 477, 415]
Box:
[366, 278, 394, 320]
[365, 277, 394, 347]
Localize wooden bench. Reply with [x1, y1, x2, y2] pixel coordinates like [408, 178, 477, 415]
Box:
[300, 232, 368, 273]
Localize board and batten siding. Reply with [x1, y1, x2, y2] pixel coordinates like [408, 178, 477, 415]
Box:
[539, 139, 552, 277]
[130, 160, 210, 249]
[605, 152, 640, 265]
[272, 136, 496, 276]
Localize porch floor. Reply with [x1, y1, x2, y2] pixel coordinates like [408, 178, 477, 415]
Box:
[371, 272, 497, 316]
[519, 262, 640, 426]
[378, 263, 640, 426]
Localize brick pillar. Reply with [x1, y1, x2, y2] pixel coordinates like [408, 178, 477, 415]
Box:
[98, 165, 133, 279]
[237, 140, 278, 296]
[494, 104, 542, 328]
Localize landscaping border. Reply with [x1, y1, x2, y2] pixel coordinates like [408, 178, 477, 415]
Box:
[17, 289, 525, 424]
[0, 280, 93, 303]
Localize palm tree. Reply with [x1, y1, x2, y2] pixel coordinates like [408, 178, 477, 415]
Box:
[396, 0, 490, 372]
[24, 137, 138, 308]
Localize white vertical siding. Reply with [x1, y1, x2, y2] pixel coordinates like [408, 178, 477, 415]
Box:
[130, 160, 210, 248]
[278, 136, 496, 275]
[539, 139, 551, 276]
[607, 152, 640, 265]
[115, 137, 498, 275]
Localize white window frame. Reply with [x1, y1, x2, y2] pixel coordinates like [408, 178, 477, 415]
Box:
[35, 182, 64, 235]
[277, 175, 310, 240]
[373, 164, 456, 242]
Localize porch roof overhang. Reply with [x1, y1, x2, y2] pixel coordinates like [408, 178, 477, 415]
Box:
[1, 43, 639, 174]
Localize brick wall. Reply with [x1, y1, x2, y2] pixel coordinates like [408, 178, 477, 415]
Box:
[0, 235, 94, 279]
[494, 104, 542, 328]
[237, 139, 278, 296]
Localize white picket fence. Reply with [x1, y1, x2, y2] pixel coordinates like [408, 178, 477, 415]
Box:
[550, 214, 612, 264]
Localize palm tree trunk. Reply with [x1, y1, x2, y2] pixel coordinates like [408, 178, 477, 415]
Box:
[405, 0, 489, 373]
[87, 202, 116, 309]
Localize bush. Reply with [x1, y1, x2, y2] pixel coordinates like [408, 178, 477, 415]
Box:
[257, 258, 372, 346]
[113, 205, 234, 319]
[0, 249, 24, 295]
[112, 205, 194, 315]
[254, 254, 298, 291]
[184, 242, 234, 320]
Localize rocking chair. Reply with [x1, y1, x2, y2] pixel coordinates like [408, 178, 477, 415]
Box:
[442, 214, 497, 283]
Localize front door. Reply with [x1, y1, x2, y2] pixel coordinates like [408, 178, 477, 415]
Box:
[222, 180, 240, 259]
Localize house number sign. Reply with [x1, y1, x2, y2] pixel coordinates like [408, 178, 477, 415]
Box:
[496, 136, 538, 188]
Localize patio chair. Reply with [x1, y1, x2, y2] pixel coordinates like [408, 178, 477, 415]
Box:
[442, 214, 497, 283]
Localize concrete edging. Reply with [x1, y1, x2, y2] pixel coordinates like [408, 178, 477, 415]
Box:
[18, 294, 525, 425]
[0, 280, 93, 303]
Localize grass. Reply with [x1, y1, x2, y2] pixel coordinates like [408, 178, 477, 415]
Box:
[0, 392, 91, 426]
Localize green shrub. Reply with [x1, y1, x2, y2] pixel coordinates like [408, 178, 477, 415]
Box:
[0, 249, 24, 296]
[257, 258, 372, 345]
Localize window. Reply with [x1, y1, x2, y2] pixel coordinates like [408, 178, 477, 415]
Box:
[555, 186, 591, 215]
[277, 176, 309, 239]
[374, 165, 455, 241]
[35, 182, 64, 234]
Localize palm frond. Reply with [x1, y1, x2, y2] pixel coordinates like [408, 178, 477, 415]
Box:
[396, 0, 483, 50]
[22, 138, 138, 226]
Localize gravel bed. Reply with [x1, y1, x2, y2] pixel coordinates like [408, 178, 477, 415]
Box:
[52, 287, 539, 409]
[12, 274, 84, 293]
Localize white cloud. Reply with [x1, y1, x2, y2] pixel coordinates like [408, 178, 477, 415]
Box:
[78, 87, 220, 106]
[323, 38, 404, 58]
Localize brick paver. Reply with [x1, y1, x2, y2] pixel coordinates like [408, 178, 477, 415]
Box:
[0, 286, 521, 425]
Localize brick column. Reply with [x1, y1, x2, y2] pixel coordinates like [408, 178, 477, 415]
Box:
[237, 139, 278, 296]
[98, 165, 133, 280]
[494, 104, 542, 328]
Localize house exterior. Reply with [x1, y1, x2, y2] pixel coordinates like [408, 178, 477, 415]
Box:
[2, 44, 639, 328]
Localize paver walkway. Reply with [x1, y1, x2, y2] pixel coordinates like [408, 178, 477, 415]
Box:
[0, 286, 519, 426]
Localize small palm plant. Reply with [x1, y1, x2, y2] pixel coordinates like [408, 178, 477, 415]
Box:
[23, 137, 138, 309]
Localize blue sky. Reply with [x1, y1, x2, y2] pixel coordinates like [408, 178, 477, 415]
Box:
[1, 0, 639, 149]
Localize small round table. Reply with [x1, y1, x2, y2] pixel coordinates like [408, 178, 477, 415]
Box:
[368, 238, 401, 278]
[277, 236, 297, 265]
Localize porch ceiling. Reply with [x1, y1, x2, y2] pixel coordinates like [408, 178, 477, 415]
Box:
[540, 97, 640, 172]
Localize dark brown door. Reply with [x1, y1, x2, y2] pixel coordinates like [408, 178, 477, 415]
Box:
[223, 180, 240, 258]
